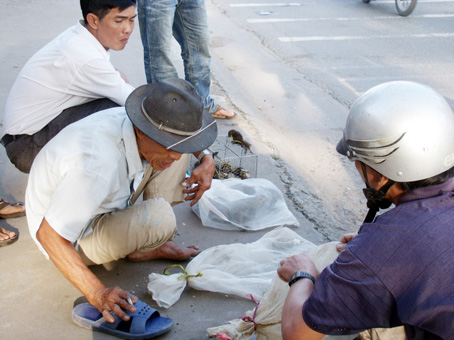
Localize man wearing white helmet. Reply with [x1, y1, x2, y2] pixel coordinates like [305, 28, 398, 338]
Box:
[278, 81, 454, 339]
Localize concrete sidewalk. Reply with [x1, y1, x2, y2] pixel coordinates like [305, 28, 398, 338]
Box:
[0, 1, 349, 340]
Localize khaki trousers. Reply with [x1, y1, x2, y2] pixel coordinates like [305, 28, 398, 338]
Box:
[358, 326, 406, 340]
[79, 154, 189, 265]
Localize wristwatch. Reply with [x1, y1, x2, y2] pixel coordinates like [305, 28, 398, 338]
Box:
[288, 271, 316, 287]
[197, 149, 212, 162]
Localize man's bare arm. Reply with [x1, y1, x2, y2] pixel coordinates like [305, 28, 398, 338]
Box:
[281, 279, 325, 340]
[278, 253, 325, 340]
[36, 218, 136, 322]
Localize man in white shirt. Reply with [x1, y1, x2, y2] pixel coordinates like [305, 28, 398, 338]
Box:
[1, 0, 137, 173]
[26, 78, 217, 326]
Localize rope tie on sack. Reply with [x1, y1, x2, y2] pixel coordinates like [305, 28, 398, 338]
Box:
[162, 264, 202, 283]
[241, 294, 260, 330]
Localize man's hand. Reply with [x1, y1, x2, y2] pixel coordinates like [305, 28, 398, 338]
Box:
[183, 153, 215, 206]
[90, 286, 138, 323]
[336, 232, 358, 252]
[278, 253, 319, 283]
[36, 218, 137, 323]
[278, 253, 325, 340]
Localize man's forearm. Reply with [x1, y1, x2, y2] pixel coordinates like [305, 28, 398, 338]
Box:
[281, 279, 325, 340]
[36, 218, 105, 304]
[36, 218, 137, 322]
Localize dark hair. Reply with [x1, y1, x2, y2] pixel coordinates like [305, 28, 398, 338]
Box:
[80, 0, 136, 24]
[401, 166, 454, 193]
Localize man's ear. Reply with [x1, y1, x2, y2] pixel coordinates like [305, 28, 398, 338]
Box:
[134, 127, 144, 139]
[86, 13, 99, 30]
[134, 127, 148, 146]
[377, 173, 391, 188]
[363, 164, 390, 189]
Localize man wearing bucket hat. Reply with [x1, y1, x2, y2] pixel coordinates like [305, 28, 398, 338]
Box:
[25, 78, 217, 332]
[278, 81, 454, 339]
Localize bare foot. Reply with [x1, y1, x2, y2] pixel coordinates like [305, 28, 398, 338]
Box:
[127, 242, 200, 262]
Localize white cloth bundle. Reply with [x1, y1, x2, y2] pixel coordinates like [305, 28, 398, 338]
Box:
[148, 227, 316, 308]
[191, 178, 299, 231]
[206, 242, 341, 340]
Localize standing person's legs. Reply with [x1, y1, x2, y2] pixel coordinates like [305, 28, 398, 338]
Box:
[173, 0, 216, 114]
[4, 98, 118, 173]
[138, 0, 179, 84]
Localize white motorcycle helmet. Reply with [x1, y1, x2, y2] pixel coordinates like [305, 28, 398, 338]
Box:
[337, 81, 454, 182]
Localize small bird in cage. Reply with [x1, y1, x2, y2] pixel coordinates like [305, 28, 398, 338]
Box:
[215, 161, 235, 179]
[228, 129, 252, 154]
[234, 167, 251, 179]
[214, 161, 250, 180]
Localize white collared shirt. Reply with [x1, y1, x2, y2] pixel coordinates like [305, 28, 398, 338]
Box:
[3, 21, 135, 135]
[25, 107, 143, 257]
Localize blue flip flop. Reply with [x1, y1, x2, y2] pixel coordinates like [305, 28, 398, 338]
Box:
[72, 300, 173, 339]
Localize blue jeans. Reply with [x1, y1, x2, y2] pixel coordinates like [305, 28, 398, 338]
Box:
[138, 0, 217, 114]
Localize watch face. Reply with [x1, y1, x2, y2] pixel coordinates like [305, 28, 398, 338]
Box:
[289, 271, 301, 282]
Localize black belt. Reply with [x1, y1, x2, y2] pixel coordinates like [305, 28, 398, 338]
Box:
[0, 134, 27, 147]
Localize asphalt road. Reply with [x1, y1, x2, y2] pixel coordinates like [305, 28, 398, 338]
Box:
[205, 0, 454, 241]
[212, 0, 454, 105]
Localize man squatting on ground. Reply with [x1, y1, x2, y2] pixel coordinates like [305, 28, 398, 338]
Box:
[2, 0, 137, 173]
[25, 79, 217, 323]
[278, 81, 454, 339]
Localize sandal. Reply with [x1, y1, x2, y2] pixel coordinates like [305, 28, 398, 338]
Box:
[0, 199, 26, 219]
[0, 227, 18, 247]
[212, 106, 236, 119]
[72, 299, 173, 339]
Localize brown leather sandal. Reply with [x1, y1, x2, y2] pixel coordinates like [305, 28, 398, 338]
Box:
[0, 199, 26, 219]
[212, 106, 236, 119]
[0, 227, 18, 247]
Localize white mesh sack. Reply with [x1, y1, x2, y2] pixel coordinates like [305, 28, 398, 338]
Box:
[148, 227, 316, 308]
[206, 242, 341, 340]
[191, 178, 299, 231]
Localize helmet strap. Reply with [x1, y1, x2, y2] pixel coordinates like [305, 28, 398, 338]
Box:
[359, 162, 395, 223]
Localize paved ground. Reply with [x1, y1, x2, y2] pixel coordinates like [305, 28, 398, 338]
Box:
[0, 1, 353, 340]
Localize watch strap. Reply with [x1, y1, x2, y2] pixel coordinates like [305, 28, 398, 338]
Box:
[197, 149, 212, 162]
[288, 271, 316, 287]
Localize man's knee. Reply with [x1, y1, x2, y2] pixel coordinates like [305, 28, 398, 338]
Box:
[78, 198, 177, 264]
[4, 136, 37, 173]
[139, 198, 177, 245]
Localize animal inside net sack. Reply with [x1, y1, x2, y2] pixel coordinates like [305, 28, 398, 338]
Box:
[206, 242, 341, 340]
[148, 227, 316, 308]
[191, 178, 299, 231]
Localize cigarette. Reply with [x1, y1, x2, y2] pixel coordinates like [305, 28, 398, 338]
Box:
[127, 296, 133, 305]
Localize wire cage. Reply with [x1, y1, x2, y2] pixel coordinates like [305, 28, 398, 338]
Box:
[190, 135, 258, 179]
